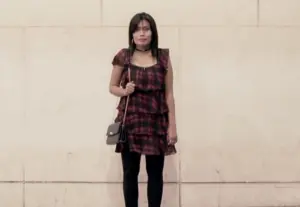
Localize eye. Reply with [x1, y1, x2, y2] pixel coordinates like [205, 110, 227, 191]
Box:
[142, 27, 150, 32]
[136, 26, 143, 31]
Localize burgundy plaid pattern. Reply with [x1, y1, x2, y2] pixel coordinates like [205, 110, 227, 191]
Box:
[112, 48, 176, 156]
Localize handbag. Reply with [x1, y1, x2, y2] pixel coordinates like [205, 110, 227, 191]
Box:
[106, 66, 131, 145]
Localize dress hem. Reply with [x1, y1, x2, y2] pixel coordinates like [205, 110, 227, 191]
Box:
[115, 144, 177, 156]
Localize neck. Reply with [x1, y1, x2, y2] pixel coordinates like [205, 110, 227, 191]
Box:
[135, 45, 150, 52]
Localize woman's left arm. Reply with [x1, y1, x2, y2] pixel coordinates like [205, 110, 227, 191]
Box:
[165, 53, 177, 139]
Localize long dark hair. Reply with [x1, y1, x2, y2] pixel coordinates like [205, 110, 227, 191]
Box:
[128, 12, 159, 58]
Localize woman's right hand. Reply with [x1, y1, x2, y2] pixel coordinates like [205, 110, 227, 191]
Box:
[124, 81, 135, 96]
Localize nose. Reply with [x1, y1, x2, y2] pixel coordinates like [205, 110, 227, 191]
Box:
[139, 30, 145, 36]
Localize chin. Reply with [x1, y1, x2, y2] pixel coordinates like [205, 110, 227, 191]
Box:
[137, 42, 150, 47]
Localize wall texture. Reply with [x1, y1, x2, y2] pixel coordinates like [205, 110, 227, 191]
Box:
[1, 0, 300, 206]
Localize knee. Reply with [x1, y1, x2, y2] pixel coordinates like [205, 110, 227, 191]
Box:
[124, 166, 140, 180]
[146, 156, 165, 181]
[147, 168, 163, 181]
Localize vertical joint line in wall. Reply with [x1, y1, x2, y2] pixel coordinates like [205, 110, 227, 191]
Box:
[100, 0, 103, 26]
[20, 27, 26, 205]
[22, 27, 27, 128]
[257, 0, 260, 27]
[22, 165, 25, 207]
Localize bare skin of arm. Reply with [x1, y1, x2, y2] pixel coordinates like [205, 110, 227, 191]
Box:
[109, 65, 135, 97]
[165, 55, 177, 138]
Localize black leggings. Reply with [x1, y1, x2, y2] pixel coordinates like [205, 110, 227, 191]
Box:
[121, 148, 165, 207]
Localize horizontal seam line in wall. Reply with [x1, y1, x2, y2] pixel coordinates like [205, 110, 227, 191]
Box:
[247, 206, 300, 207]
[248, 206, 300, 207]
[1, 181, 300, 184]
[0, 25, 299, 28]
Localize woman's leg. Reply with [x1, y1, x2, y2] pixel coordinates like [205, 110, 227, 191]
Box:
[121, 147, 141, 207]
[145, 154, 165, 207]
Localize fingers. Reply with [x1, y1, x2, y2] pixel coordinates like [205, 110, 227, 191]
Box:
[168, 136, 177, 145]
[168, 140, 176, 145]
[125, 81, 135, 95]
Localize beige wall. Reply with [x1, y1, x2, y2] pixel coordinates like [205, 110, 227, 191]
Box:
[1, 0, 300, 206]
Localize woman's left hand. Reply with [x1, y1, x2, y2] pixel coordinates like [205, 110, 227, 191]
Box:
[167, 126, 178, 145]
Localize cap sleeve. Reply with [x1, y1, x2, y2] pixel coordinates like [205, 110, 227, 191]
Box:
[111, 48, 128, 67]
[159, 48, 170, 70]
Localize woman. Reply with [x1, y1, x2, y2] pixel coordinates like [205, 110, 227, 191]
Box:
[109, 12, 177, 207]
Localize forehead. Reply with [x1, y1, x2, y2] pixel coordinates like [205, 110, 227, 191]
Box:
[137, 19, 150, 27]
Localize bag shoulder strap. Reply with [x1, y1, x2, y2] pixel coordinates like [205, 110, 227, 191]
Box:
[121, 49, 131, 126]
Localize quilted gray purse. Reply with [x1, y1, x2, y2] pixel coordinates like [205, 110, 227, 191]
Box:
[106, 67, 131, 145]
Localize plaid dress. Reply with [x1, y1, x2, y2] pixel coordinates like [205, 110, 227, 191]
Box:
[112, 48, 176, 156]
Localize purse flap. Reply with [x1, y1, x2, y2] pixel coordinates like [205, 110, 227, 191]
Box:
[106, 122, 121, 136]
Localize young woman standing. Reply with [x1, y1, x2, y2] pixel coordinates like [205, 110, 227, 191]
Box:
[109, 12, 178, 207]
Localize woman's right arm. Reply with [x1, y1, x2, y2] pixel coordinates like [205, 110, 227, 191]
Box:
[109, 64, 127, 97]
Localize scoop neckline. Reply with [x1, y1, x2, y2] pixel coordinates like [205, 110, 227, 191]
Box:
[130, 62, 159, 69]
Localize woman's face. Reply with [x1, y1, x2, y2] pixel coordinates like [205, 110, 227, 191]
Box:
[132, 20, 152, 48]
